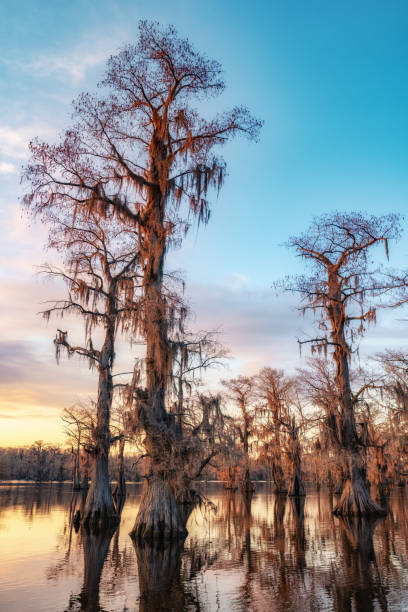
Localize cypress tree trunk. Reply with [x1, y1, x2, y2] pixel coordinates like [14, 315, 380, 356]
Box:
[240, 411, 254, 494]
[73, 445, 81, 491]
[272, 406, 287, 494]
[82, 314, 118, 530]
[289, 467, 306, 497]
[272, 461, 287, 494]
[334, 452, 385, 516]
[132, 143, 187, 539]
[288, 426, 306, 497]
[83, 444, 118, 530]
[113, 437, 126, 500]
[241, 467, 254, 494]
[331, 298, 384, 516]
[131, 477, 187, 540]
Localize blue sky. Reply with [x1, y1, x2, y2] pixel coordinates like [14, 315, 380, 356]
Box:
[0, 0, 408, 444]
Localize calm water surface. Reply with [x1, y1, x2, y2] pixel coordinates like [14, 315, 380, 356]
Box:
[1, 483, 408, 611]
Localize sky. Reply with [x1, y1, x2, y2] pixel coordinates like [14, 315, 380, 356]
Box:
[0, 0, 408, 445]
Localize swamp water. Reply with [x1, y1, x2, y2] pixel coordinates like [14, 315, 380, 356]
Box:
[1, 483, 408, 611]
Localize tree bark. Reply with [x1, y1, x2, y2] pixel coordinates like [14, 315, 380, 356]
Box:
[289, 467, 306, 497]
[241, 467, 254, 494]
[113, 437, 126, 500]
[132, 136, 185, 539]
[288, 427, 306, 497]
[82, 313, 118, 530]
[334, 453, 386, 516]
[130, 477, 187, 540]
[81, 453, 90, 490]
[272, 461, 287, 494]
[72, 439, 81, 491]
[328, 273, 384, 516]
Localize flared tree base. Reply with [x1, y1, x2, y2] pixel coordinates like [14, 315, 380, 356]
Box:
[81, 485, 119, 532]
[333, 478, 386, 517]
[130, 478, 187, 541]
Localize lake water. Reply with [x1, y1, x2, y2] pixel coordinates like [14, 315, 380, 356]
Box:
[1, 483, 408, 611]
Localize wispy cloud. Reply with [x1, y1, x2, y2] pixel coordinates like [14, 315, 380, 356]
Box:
[13, 49, 108, 84]
[188, 283, 309, 375]
[4, 25, 131, 84]
[0, 122, 57, 161]
[0, 125, 30, 159]
[0, 161, 16, 174]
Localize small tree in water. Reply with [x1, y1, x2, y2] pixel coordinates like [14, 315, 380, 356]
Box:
[41, 210, 142, 529]
[283, 212, 400, 516]
[23, 21, 261, 538]
[255, 368, 307, 496]
[222, 375, 257, 494]
[255, 367, 290, 493]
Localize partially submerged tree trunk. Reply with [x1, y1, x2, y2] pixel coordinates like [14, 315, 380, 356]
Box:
[24, 22, 261, 541]
[285, 214, 399, 516]
[130, 477, 187, 540]
[289, 467, 306, 497]
[334, 453, 386, 517]
[81, 453, 90, 490]
[241, 467, 254, 494]
[73, 441, 81, 491]
[332, 374, 384, 517]
[288, 421, 306, 497]
[113, 436, 126, 500]
[272, 461, 287, 494]
[82, 318, 118, 530]
[327, 469, 334, 492]
[331, 294, 383, 516]
[224, 466, 238, 491]
[83, 448, 118, 531]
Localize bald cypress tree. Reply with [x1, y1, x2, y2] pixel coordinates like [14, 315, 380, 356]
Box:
[24, 21, 261, 538]
[283, 212, 400, 516]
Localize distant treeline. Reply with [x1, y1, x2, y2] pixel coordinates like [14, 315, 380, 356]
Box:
[0, 441, 288, 484]
[0, 442, 144, 483]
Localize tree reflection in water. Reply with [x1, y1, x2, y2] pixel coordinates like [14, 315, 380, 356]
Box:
[133, 539, 186, 611]
[331, 517, 387, 612]
[65, 526, 116, 612]
[4, 483, 408, 610]
[132, 499, 219, 612]
[64, 492, 125, 612]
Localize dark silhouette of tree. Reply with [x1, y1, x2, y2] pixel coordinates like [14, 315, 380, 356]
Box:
[283, 212, 400, 516]
[23, 20, 261, 539]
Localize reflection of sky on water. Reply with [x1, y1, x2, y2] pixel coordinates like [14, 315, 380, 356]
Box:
[1, 483, 408, 611]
